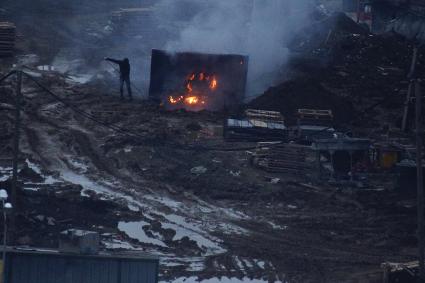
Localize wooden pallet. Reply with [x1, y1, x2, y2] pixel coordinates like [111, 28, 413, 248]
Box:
[252, 143, 311, 173]
[245, 109, 285, 125]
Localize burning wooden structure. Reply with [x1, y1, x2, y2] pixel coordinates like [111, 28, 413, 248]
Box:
[149, 49, 249, 111]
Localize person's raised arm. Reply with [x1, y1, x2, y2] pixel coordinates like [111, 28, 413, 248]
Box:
[105, 57, 121, 64]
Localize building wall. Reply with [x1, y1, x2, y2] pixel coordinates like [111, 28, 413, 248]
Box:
[4, 252, 159, 283]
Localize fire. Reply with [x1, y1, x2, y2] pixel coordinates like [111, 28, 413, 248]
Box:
[168, 72, 218, 107]
[169, 95, 184, 104]
[210, 77, 217, 90]
[185, 96, 199, 105]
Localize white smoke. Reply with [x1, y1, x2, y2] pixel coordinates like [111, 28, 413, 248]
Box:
[155, 0, 314, 98]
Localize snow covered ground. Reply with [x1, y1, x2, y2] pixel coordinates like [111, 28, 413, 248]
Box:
[160, 277, 285, 283]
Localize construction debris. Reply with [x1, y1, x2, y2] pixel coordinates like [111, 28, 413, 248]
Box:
[0, 3, 423, 283]
[225, 109, 286, 141]
[382, 261, 419, 283]
[251, 142, 311, 174]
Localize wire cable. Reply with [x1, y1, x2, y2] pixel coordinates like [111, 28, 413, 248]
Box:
[20, 71, 288, 152]
[0, 71, 16, 85]
[23, 72, 148, 140]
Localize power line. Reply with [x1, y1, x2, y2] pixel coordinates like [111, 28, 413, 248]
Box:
[0, 71, 16, 85]
[23, 72, 148, 140]
[14, 71, 285, 152]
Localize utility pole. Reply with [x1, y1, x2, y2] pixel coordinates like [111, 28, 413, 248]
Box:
[356, 0, 361, 24]
[10, 71, 22, 240]
[402, 47, 419, 132]
[416, 79, 425, 281]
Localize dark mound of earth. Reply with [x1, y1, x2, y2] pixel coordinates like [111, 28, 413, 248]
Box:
[248, 77, 355, 126]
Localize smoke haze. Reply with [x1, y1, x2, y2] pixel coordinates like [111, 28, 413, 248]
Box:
[156, 0, 314, 98]
[3, 0, 315, 98]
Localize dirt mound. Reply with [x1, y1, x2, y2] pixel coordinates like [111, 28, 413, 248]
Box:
[253, 12, 425, 129]
[290, 12, 369, 54]
[248, 77, 354, 126]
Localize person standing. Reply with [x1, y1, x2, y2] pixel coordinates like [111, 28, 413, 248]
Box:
[105, 57, 133, 100]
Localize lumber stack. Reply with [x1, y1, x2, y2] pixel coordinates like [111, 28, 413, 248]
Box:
[252, 142, 312, 174]
[224, 109, 287, 142]
[0, 22, 16, 57]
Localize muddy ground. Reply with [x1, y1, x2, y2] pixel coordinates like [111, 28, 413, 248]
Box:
[0, 2, 421, 283]
[0, 72, 418, 282]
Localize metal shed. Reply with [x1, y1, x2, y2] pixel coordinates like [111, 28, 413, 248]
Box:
[3, 248, 159, 283]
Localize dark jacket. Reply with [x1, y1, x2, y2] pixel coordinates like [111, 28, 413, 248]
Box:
[106, 58, 130, 79]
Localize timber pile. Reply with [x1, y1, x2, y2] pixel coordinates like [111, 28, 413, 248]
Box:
[225, 109, 287, 142]
[0, 22, 15, 57]
[297, 109, 333, 126]
[252, 142, 312, 174]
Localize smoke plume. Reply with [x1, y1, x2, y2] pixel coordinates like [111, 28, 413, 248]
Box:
[155, 0, 314, 98]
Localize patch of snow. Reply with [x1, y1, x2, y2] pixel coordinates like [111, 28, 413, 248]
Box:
[219, 208, 250, 220]
[218, 223, 248, 235]
[24, 159, 60, 185]
[268, 222, 288, 230]
[161, 221, 225, 254]
[59, 170, 141, 212]
[23, 187, 41, 192]
[0, 176, 9, 182]
[37, 65, 55, 71]
[103, 239, 138, 250]
[234, 257, 245, 271]
[118, 221, 167, 247]
[160, 277, 279, 283]
[187, 261, 205, 272]
[26, 159, 42, 175]
[128, 204, 140, 212]
[66, 156, 89, 173]
[190, 166, 207, 175]
[160, 256, 204, 269]
[229, 170, 241, 177]
[243, 259, 253, 269]
[145, 195, 182, 210]
[67, 74, 93, 84]
[124, 146, 133, 153]
[256, 260, 266, 269]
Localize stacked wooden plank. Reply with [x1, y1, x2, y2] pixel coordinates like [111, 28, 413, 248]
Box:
[224, 109, 287, 142]
[245, 109, 285, 122]
[0, 22, 16, 57]
[297, 109, 333, 126]
[252, 142, 311, 174]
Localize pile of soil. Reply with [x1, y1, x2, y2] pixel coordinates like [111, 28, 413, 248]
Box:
[250, 13, 425, 128]
[249, 77, 355, 126]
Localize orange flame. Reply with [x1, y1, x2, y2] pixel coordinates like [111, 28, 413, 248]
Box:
[168, 72, 218, 107]
[209, 77, 217, 90]
[185, 96, 199, 105]
[169, 95, 184, 104]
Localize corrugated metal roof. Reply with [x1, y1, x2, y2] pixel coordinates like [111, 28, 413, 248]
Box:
[4, 248, 159, 283]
